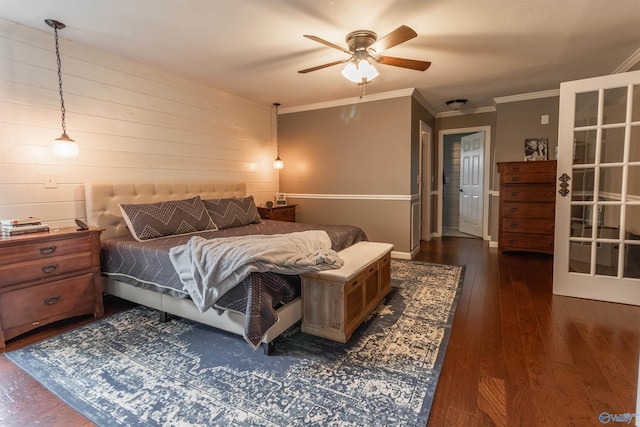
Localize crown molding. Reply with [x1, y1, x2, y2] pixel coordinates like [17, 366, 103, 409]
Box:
[494, 89, 560, 104]
[411, 89, 438, 117]
[278, 88, 415, 114]
[612, 47, 640, 74]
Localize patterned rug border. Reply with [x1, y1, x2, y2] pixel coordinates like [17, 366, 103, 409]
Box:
[6, 260, 465, 427]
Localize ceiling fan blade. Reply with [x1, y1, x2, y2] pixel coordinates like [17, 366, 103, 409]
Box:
[298, 60, 347, 74]
[377, 56, 431, 71]
[303, 35, 351, 54]
[369, 25, 417, 53]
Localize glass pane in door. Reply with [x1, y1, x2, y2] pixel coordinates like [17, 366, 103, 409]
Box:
[568, 86, 633, 277]
[603, 87, 627, 124]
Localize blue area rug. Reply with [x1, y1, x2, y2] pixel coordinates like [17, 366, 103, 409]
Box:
[6, 260, 464, 426]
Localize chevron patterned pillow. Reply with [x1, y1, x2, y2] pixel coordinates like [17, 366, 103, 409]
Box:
[203, 196, 262, 229]
[119, 195, 217, 241]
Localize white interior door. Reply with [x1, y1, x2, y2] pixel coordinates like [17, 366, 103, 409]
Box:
[459, 132, 484, 237]
[554, 70, 640, 305]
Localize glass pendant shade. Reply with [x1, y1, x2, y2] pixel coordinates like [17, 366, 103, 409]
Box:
[52, 133, 79, 158]
[273, 156, 284, 170]
[341, 59, 379, 83]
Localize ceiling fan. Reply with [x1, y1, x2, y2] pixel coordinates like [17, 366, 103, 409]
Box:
[298, 25, 431, 87]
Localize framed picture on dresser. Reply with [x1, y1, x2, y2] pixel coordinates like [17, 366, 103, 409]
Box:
[524, 137, 548, 161]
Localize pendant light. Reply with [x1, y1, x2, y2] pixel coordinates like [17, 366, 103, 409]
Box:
[272, 102, 284, 170]
[45, 19, 79, 158]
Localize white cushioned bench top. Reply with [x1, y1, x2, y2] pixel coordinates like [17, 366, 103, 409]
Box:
[303, 241, 394, 282]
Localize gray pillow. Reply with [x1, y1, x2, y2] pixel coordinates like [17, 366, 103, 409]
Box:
[119, 195, 217, 241]
[203, 196, 262, 229]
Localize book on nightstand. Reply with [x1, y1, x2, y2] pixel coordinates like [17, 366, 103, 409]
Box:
[1, 217, 49, 236]
[0, 216, 42, 226]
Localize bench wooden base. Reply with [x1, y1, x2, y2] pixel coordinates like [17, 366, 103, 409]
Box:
[300, 242, 393, 343]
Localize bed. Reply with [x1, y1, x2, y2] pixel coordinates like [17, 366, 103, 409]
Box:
[84, 182, 367, 354]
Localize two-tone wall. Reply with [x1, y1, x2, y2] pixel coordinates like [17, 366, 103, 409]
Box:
[277, 94, 433, 256]
[0, 19, 278, 229]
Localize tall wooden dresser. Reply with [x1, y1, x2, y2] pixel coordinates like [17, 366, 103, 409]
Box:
[497, 160, 557, 254]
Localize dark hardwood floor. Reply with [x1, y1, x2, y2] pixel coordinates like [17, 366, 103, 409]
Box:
[1, 237, 639, 426]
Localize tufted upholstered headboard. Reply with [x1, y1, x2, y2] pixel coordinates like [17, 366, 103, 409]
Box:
[84, 182, 246, 240]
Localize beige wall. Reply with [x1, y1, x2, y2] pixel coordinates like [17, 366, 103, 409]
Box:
[278, 95, 433, 254]
[435, 99, 561, 243]
[0, 19, 278, 229]
[493, 96, 560, 240]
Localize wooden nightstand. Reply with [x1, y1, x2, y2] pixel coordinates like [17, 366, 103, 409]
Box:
[0, 227, 104, 348]
[257, 204, 296, 222]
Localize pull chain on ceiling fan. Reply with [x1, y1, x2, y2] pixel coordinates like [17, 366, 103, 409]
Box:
[299, 25, 431, 96]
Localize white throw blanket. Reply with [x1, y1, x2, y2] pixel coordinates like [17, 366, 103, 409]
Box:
[169, 230, 343, 312]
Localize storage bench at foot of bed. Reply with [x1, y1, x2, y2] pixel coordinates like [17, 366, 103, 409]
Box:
[300, 242, 394, 343]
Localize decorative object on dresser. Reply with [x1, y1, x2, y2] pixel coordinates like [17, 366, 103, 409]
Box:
[0, 227, 103, 348]
[257, 204, 296, 222]
[498, 160, 557, 254]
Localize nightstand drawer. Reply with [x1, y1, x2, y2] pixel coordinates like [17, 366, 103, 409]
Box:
[258, 205, 296, 222]
[0, 252, 94, 289]
[0, 235, 92, 265]
[270, 207, 295, 222]
[0, 273, 95, 330]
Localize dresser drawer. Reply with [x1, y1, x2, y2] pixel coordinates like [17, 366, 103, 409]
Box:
[501, 171, 557, 184]
[503, 202, 555, 219]
[500, 161, 557, 176]
[0, 252, 94, 289]
[501, 233, 555, 252]
[0, 235, 92, 265]
[502, 185, 556, 202]
[502, 218, 554, 235]
[0, 273, 95, 330]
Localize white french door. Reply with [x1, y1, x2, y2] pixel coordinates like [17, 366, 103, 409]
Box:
[554, 70, 640, 305]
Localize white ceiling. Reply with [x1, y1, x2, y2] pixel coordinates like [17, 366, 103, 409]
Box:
[1, 0, 639, 113]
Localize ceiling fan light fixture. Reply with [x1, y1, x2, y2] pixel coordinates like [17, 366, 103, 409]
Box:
[341, 58, 379, 84]
[445, 99, 468, 110]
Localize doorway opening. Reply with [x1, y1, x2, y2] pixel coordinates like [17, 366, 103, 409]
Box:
[437, 126, 491, 240]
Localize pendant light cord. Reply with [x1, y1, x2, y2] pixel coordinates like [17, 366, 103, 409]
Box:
[53, 25, 67, 136]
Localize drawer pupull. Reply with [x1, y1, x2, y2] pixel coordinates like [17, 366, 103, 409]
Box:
[42, 264, 59, 273]
[511, 167, 520, 172]
[511, 192, 519, 197]
[510, 239, 518, 244]
[44, 295, 61, 305]
[510, 223, 519, 228]
[511, 177, 520, 182]
[39, 245, 57, 255]
[510, 207, 519, 212]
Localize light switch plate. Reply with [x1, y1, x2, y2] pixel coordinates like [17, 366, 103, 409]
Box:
[44, 174, 57, 189]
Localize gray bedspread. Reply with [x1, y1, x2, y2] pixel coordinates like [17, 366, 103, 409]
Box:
[101, 220, 367, 347]
[170, 231, 343, 314]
